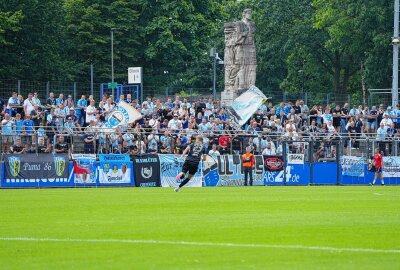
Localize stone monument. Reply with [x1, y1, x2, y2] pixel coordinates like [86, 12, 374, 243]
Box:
[221, 8, 257, 106]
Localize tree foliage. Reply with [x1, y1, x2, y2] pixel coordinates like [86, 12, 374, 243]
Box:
[0, 0, 395, 103]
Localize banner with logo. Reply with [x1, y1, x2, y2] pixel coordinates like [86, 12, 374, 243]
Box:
[98, 154, 132, 185]
[203, 155, 264, 186]
[263, 164, 310, 185]
[2, 154, 70, 187]
[340, 156, 365, 177]
[383, 156, 400, 178]
[287, 154, 304, 165]
[263, 156, 284, 171]
[132, 154, 160, 187]
[104, 101, 142, 131]
[71, 154, 98, 184]
[159, 155, 202, 187]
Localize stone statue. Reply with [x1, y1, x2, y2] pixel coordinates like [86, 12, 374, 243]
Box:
[224, 9, 257, 93]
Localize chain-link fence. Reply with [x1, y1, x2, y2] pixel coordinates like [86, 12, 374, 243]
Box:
[1, 79, 397, 109]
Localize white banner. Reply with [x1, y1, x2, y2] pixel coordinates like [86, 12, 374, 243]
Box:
[287, 154, 304, 165]
[159, 155, 202, 188]
[383, 156, 400, 178]
[128, 67, 142, 84]
[229, 85, 267, 126]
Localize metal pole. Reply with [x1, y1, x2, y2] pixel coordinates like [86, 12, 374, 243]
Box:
[73, 82, 77, 105]
[46, 81, 50, 99]
[393, 0, 399, 107]
[111, 29, 114, 98]
[90, 63, 94, 97]
[140, 67, 143, 104]
[213, 52, 216, 100]
[17, 80, 21, 95]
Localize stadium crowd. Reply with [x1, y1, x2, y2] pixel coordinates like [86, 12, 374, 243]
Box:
[0, 91, 399, 159]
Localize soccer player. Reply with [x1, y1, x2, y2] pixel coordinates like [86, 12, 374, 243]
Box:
[174, 135, 206, 192]
[371, 148, 384, 186]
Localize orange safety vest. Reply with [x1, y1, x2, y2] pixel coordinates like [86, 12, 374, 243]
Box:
[242, 153, 255, 168]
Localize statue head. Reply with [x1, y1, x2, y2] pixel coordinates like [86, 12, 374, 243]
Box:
[242, 9, 252, 20]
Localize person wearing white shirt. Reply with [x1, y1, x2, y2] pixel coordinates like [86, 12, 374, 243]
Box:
[149, 114, 159, 130]
[380, 114, 393, 130]
[262, 142, 276, 155]
[208, 144, 221, 158]
[104, 98, 114, 116]
[285, 119, 296, 132]
[23, 93, 35, 116]
[86, 100, 97, 124]
[168, 114, 182, 130]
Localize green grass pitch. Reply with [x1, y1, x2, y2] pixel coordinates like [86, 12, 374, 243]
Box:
[0, 186, 399, 269]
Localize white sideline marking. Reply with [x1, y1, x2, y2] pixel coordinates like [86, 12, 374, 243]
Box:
[373, 193, 384, 196]
[0, 237, 399, 254]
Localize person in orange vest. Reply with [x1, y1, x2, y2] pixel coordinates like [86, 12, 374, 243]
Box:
[242, 146, 255, 186]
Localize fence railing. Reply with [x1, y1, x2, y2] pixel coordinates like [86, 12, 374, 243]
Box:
[1, 128, 399, 160]
[1, 79, 371, 107]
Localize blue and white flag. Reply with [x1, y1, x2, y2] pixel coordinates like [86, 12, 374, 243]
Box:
[228, 85, 268, 127]
[104, 101, 142, 131]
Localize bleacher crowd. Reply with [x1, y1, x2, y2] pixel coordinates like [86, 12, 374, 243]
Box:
[0, 91, 399, 159]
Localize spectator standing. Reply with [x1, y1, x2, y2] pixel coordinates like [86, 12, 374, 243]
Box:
[23, 93, 35, 116]
[380, 114, 393, 130]
[86, 100, 97, 124]
[376, 122, 387, 151]
[22, 114, 35, 143]
[377, 104, 385, 128]
[340, 103, 350, 132]
[6, 92, 19, 117]
[1, 114, 15, 153]
[31, 92, 41, 106]
[367, 106, 378, 134]
[56, 94, 64, 106]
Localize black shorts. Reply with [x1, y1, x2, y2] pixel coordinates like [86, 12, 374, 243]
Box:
[182, 160, 199, 175]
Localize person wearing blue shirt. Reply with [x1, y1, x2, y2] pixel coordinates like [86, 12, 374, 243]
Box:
[322, 108, 333, 124]
[396, 104, 400, 129]
[276, 102, 285, 116]
[56, 94, 64, 106]
[77, 95, 87, 127]
[283, 102, 292, 115]
[22, 114, 35, 143]
[218, 109, 227, 121]
[14, 113, 24, 135]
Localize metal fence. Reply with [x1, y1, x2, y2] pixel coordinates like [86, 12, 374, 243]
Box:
[0, 79, 373, 108]
[1, 128, 398, 161]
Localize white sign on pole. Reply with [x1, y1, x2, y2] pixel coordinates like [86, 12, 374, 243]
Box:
[128, 67, 142, 84]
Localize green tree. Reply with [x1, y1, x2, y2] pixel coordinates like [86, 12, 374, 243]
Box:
[0, 0, 66, 80]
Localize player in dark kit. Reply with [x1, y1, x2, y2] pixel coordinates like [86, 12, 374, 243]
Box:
[174, 135, 206, 192]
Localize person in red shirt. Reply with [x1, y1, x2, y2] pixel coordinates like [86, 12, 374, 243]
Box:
[371, 148, 384, 186]
[242, 146, 255, 186]
[218, 132, 231, 154]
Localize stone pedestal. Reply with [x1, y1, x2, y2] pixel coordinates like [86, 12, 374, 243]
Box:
[221, 91, 238, 107]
